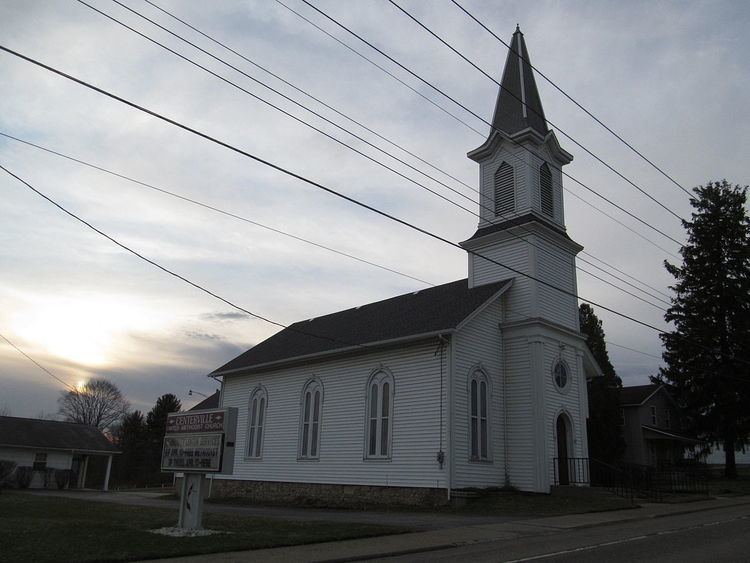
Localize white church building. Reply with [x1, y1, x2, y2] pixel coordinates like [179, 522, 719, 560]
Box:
[210, 28, 601, 504]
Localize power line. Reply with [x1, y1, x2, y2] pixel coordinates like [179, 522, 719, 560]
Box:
[293, 0, 685, 247]
[0, 163, 364, 352]
[97, 0, 669, 309]
[274, 0, 683, 262]
[0, 44, 670, 334]
[449, 0, 694, 199]
[0, 331, 75, 390]
[0, 131, 434, 287]
[145, 0, 675, 303]
[144, 0, 477, 201]
[387, 0, 686, 221]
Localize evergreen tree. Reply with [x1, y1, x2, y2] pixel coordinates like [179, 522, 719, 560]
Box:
[580, 303, 626, 464]
[112, 410, 148, 486]
[145, 394, 182, 480]
[657, 180, 750, 478]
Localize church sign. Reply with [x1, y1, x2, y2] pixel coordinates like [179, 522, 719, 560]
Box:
[160, 407, 237, 474]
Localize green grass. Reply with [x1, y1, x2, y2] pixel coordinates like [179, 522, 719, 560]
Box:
[0, 491, 409, 563]
[708, 475, 750, 497]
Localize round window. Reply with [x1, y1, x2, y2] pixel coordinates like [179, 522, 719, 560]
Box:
[553, 361, 568, 389]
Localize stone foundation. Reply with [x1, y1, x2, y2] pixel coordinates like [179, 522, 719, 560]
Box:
[209, 478, 448, 508]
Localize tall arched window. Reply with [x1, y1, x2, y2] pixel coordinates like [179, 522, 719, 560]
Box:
[540, 162, 553, 217]
[247, 386, 267, 458]
[299, 378, 323, 459]
[469, 369, 489, 460]
[365, 369, 394, 458]
[494, 161, 514, 216]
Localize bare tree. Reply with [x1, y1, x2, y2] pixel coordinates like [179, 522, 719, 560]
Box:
[58, 379, 130, 430]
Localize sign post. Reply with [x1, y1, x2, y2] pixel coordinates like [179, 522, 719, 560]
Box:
[161, 407, 237, 530]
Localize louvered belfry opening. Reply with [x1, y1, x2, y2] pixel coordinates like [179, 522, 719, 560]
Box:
[494, 161, 514, 216]
[540, 162, 553, 216]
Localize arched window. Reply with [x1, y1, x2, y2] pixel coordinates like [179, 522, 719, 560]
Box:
[365, 370, 394, 458]
[469, 369, 489, 460]
[494, 162, 514, 216]
[299, 378, 323, 459]
[540, 162, 553, 217]
[247, 386, 267, 458]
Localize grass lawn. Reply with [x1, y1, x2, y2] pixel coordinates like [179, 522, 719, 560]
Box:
[0, 491, 409, 563]
[708, 476, 750, 497]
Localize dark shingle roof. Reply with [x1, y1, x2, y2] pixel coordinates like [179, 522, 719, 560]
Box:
[189, 391, 220, 411]
[0, 416, 119, 453]
[620, 384, 659, 406]
[213, 278, 511, 375]
[462, 212, 572, 245]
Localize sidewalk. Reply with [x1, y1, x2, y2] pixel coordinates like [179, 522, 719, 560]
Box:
[158, 496, 750, 563]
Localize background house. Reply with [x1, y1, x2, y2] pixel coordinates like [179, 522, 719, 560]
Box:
[0, 415, 119, 490]
[620, 384, 700, 467]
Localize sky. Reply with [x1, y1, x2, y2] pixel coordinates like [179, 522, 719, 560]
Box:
[0, 0, 748, 418]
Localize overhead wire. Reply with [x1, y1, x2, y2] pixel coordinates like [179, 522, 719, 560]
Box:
[449, 0, 694, 199]
[0, 44, 674, 335]
[142, 0, 677, 298]
[88, 0, 669, 310]
[387, 0, 686, 222]
[0, 131, 435, 287]
[0, 331, 75, 390]
[291, 0, 685, 247]
[274, 0, 682, 262]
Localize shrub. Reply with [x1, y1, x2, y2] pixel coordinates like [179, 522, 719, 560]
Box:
[0, 460, 17, 491]
[55, 469, 71, 490]
[43, 468, 56, 489]
[16, 466, 33, 488]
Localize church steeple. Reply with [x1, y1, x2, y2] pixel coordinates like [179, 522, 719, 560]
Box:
[490, 26, 548, 138]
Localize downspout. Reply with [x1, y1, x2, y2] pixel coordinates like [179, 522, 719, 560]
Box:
[447, 334, 455, 502]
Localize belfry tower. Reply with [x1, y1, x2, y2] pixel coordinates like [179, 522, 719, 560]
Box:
[461, 27, 598, 492]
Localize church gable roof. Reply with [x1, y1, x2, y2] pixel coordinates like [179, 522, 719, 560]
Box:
[213, 278, 511, 375]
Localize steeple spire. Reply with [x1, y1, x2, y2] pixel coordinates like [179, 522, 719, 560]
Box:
[490, 27, 548, 137]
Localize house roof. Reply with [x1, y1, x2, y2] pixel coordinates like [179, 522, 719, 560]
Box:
[189, 390, 220, 411]
[212, 278, 512, 375]
[642, 425, 703, 444]
[462, 212, 574, 245]
[0, 416, 119, 454]
[490, 27, 548, 138]
[620, 384, 660, 406]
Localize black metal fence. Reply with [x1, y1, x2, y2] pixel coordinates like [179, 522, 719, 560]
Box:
[553, 457, 709, 502]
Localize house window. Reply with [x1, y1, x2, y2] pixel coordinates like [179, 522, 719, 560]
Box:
[247, 387, 267, 458]
[299, 379, 323, 459]
[469, 370, 489, 460]
[540, 162, 553, 216]
[620, 408, 626, 426]
[494, 162, 514, 216]
[650, 405, 657, 426]
[665, 410, 671, 429]
[33, 452, 47, 470]
[365, 370, 394, 459]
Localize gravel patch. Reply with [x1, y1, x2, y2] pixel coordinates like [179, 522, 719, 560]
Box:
[150, 527, 226, 537]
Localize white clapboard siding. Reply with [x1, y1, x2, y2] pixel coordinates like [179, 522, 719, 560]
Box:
[452, 299, 505, 488]
[470, 240, 532, 321]
[503, 335, 537, 492]
[535, 236, 578, 330]
[0, 447, 72, 488]
[220, 340, 447, 489]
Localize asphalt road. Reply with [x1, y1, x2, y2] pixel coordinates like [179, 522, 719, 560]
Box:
[368, 503, 750, 562]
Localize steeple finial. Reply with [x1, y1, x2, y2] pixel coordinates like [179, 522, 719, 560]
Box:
[489, 27, 547, 137]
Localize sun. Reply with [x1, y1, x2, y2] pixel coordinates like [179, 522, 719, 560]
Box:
[12, 294, 155, 367]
